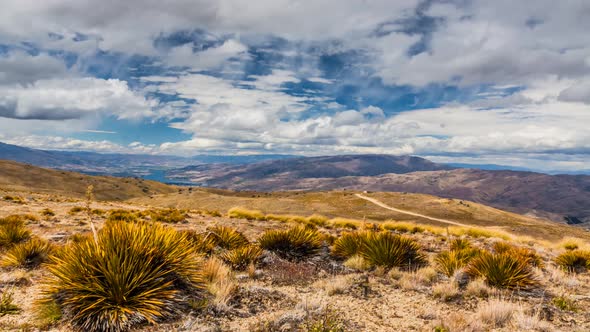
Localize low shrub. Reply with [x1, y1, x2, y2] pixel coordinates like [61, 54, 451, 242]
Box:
[228, 207, 265, 221]
[1, 238, 54, 269]
[220, 245, 263, 270]
[554, 250, 590, 273]
[0, 289, 20, 316]
[360, 232, 427, 269]
[331, 231, 370, 259]
[147, 208, 187, 223]
[466, 251, 538, 289]
[0, 217, 31, 248]
[208, 226, 250, 250]
[44, 220, 205, 332]
[258, 226, 323, 260]
[434, 249, 477, 277]
[106, 209, 138, 223]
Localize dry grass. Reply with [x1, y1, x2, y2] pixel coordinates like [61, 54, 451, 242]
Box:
[228, 207, 265, 221]
[328, 218, 364, 230]
[556, 237, 588, 251]
[314, 275, 354, 296]
[432, 281, 460, 302]
[202, 257, 237, 312]
[343, 255, 371, 271]
[475, 299, 515, 328]
[464, 279, 491, 298]
[513, 310, 552, 331]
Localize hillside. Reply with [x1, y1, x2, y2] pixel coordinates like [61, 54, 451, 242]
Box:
[169, 158, 590, 227]
[167, 154, 451, 183]
[0, 159, 176, 200]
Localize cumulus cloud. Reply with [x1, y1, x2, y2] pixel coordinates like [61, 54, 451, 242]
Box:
[0, 78, 158, 120]
[0, 51, 71, 85]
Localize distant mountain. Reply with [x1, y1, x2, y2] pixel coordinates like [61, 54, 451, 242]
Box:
[167, 154, 452, 184]
[168, 156, 590, 227]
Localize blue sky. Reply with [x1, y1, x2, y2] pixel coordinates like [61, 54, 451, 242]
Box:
[0, 0, 590, 171]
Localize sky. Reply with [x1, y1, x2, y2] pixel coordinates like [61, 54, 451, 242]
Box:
[0, 0, 589, 171]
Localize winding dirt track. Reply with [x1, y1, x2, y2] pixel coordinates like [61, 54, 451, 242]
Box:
[354, 193, 470, 227]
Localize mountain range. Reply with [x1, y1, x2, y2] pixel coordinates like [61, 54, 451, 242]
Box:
[1, 141, 589, 227]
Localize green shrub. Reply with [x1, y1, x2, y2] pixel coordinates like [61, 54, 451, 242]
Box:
[45, 220, 204, 332]
[0, 217, 31, 248]
[449, 238, 472, 251]
[220, 245, 263, 270]
[434, 249, 478, 277]
[554, 250, 590, 273]
[227, 207, 265, 221]
[0, 289, 20, 316]
[258, 226, 323, 261]
[106, 209, 138, 223]
[68, 206, 86, 215]
[40, 208, 55, 217]
[208, 226, 250, 250]
[360, 232, 427, 269]
[331, 231, 369, 259]
[1, 238, 54, 269]
[466, 251, 538, 289]
[147, 208, 187, 223]
[182, 230, 217, 254]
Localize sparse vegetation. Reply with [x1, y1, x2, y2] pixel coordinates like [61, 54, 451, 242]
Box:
[40, 208, 55, 218]
[208, 225, 250, 250]
[432, 281, 460, 301]
[68, 206, 85, 215]
[106, 209, 138, 223]
[359, 232, 427, 269]
[466, 251, 538, 289]
[3, 195, 25, 204]
[554, 250, 590, 273]
[1, 237, 53, 269]
[434, 249, 477, 277]
[0, 216, 32, 248]
[328, 217, 363, 230]
[44, 220, 205, 332]
[146, 208, 187, 223]
[381, 221, 426, 233]
[552, 295, 577, 312]
[228, 207, 265, 221]
[220, 244, 263, 270]
[258, 226, 323, 260]
[0, 288, 20, 316]
[475, 299, 515, 328]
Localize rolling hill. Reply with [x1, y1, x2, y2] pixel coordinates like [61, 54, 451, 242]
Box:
[167, 156, 590, 227]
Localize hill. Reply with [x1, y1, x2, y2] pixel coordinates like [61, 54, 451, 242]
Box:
[167, 154, 451, 184]
[0, 159, 176, 200]
[168, 157, 590, 227]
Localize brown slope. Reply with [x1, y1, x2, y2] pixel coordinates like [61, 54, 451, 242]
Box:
[0, 159, 176, 200]
[184, 168, 590, 226]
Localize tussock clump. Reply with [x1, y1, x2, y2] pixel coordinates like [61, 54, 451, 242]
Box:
[449, 227, 512, 240]
[45, 220, 204, 332]
[381, 221, 425, 234]
[360, 232, 427, 269]
[328, 218, 363, 230]
[331, 231, 370, 259]
[475, 299, 515, 328]
[434, 249, 477, 277]
[201, 257, 236, 312]
[147, 208, 187, 223]
[554, 250, 590, 273]
[432, 281, 460, 301]
[68, 206, 85, 215]
[449, 238, 472, 251]
[1, 237, 54, 269]
[208, 225, 250, 250]
[0, 289, 20, 316]
[182, 230, 216, 254]
[258, 226, 323, 261]
[40, 208, 55, 218]
[465, 279, 491, 298]
[466, 251, 538, 289]
[493, 242, 544, 268]
[228, 207, 265, 221]
[106, 209, 138, 223]
[0, 217, 31, 248]
[557, 237, 585, 251]
[220, 245, 263, 270]
[307, 214, 329, 226]
[3, 195, 25, 204]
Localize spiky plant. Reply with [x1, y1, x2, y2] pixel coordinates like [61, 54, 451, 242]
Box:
[0, 289, 20, 316]
[466, 251, 538, 289]
[0, 217, 31, 248]
[1, 238, 54, 269]
[208, 226, 250, 250]
[182, 230, 216, 254]
[492, 242, 544, 268]
[220, 245, 263, 270]
[360, 232, 427, 269]
[450, 238, 472, 251]
[45, 220, 204, 332]
[331, 231, 370, 259]
[258, 226, 323, 261]
[106, 209, 138, 223]
[554, 250, 590, 273]
[434, 249, 477, 277]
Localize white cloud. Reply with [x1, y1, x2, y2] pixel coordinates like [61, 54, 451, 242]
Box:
[0, 78, 158, 120]
[0, 51, 72, 85]
[167, 39, 249, 70]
